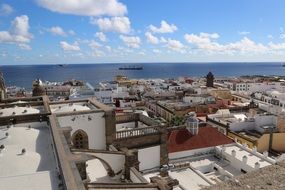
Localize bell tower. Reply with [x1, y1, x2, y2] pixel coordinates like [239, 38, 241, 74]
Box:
[206, 71, 214, 87]
[0, 70, 6, 101]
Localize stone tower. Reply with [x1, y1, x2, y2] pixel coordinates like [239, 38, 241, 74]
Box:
[206, 71, 214, 87]
[32, 79, 46, 96]
[0, 71, 6, 101]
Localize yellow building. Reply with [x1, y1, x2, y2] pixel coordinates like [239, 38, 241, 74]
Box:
[228, 131, 285, 153]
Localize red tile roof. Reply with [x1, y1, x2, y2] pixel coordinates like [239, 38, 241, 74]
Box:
[168, 127, 233, 153]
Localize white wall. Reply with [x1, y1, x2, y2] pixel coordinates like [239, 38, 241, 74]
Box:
[169, 147, 214, 160]
[138, 146, 160, 171]
[219, 149, 254, 173]
[229, 121, 255, 132]
[57, 112, 106, 150]
[255, 115, 276, 128]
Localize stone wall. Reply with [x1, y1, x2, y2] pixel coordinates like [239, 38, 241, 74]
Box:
[114, 133, 161, 149]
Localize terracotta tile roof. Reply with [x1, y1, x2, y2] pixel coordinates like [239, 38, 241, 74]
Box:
[168, 126, 233, 153]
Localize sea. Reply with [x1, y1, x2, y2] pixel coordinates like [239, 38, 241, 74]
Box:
[0, 62, 284, 90]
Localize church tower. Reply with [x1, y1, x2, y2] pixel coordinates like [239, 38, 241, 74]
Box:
[206, 71, 214, 87]
[0, 70, 6, 101]
[32, 79, 46, 96]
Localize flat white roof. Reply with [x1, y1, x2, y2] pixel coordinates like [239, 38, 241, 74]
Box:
[0, 171, 58, 190]
[0, 106, 40, 117]
[86, 159, 120, 183]
[51, 103, 91, 113]
[0, 122, 58, 189]
[221, 145, 272, 168]
[169, 168, 210, 190]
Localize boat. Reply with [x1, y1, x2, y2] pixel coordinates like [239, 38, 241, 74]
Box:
[58, 64, 68, 67]
[283, 63, 285, 67]
[118, 65, 143, 70]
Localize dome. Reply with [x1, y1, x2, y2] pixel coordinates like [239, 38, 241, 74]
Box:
[32, 85, 46, 96]
[207, 71, 214, 76]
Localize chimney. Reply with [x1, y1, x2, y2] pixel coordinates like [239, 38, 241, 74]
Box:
[254, 162, 260, 169]
[242, 155, 248, 163]
[231, 150, 236, 157]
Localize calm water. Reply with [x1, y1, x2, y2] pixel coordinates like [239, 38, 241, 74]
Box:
[0, 62, 284, 90]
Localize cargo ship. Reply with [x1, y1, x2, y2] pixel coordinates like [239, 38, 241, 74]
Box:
[118, 65, 143, 70]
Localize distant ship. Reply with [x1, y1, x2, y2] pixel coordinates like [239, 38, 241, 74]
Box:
[58, 64, 68, 67]
[283, 63, 285, 67]
[118, 65, 143, 70]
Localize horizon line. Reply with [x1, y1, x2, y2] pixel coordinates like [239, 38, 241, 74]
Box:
[1, 61, 284, 66]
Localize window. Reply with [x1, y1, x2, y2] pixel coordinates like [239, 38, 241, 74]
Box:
[72, 130, 89, 149]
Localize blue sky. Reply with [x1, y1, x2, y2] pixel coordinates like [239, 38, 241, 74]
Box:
[1, 0, 285, 64]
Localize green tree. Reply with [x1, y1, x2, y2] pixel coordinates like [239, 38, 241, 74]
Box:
[170, 116, 185, 126]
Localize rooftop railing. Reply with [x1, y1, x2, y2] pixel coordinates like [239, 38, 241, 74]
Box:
[116, 126, 159, 139]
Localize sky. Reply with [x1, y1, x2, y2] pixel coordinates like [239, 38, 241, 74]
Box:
[1, 0, 285, 65]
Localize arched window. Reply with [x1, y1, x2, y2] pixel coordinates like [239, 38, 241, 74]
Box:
[72, 130, 89, 149]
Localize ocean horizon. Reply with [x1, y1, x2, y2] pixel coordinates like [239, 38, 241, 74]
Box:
[1, 62, 284, 90]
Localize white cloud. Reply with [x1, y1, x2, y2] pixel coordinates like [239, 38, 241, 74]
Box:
[105, 45, 112, 51]
[138, 51, 145, 55]
[185, 32, 268, 54]
[89, 40, 102, 49]
[0, 15, 33, 49]
[149, 20, 177, 33]
[238, 31, 250, 35]
[160, 37, 167, 43]
[48, 26, 67, 36]
[68, 30, 76, 35]
[184, 32, 219, 44]
[18, 43, 31, 50]
[92, 49, 105, 57]
[268, 42, 285, 50]
[119, 35, 141, 48]
[280, 34, 285, 39]
[88, 40, 105, 56]
[153, 49, 161, 53]
[226, 37, 267, 53]
[91, 17, 131, 34]
[0, 4, 13, 16]
[47, 26, 75, 37]
[36, 0, 127, 16]
[159, 37, 185, 52]
[165, 38, 184, 52]
[60, 41, 80, 51]
[95, 32, 107, 42]
[145, 32, 159, 44]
